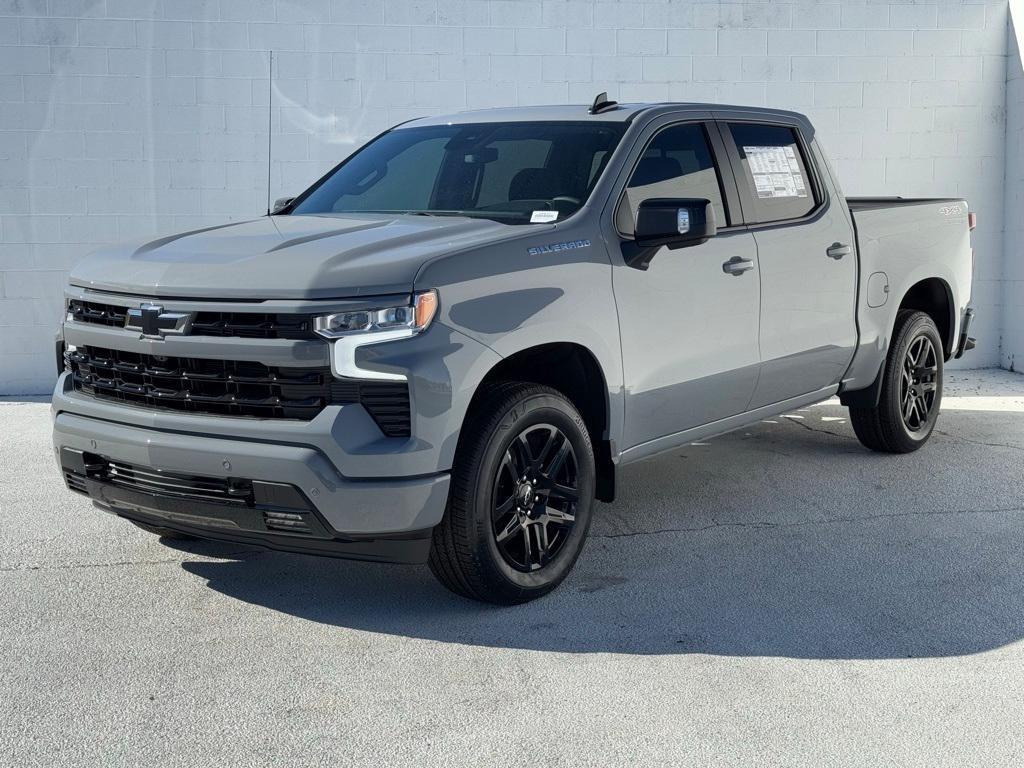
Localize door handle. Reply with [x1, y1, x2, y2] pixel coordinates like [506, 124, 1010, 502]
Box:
[827, 242, 851, 259]
[722, 256, 755, 276]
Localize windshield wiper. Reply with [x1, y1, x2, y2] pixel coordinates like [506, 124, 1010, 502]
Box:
[406, 210, 530, 223]
[331, 209, 522, 224]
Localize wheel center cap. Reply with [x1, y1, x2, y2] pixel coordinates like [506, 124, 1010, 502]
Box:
[516, 483, 535, 510]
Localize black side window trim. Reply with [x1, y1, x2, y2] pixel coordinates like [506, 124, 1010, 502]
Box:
[716, 118, 828, 229]
[612, 118, 742, 237]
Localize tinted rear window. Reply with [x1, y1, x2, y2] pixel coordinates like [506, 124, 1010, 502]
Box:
[727, 123, 817, 223]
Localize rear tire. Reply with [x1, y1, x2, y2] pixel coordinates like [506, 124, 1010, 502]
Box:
[849, 310, 944, 453]
[429, 382, 596, 605]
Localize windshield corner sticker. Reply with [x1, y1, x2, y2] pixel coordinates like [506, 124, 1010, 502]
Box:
[527, 239, 591, 256]
[744, 145, 808, 199]
[530, 210, 559, 224]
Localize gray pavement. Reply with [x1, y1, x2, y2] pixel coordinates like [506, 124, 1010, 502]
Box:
[2, 370, 1023, 767]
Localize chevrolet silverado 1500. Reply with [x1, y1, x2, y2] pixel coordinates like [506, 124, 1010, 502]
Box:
[53, 98, 976, 603]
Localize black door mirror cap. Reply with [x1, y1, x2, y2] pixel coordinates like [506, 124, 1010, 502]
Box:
[634, 198, 717, 251]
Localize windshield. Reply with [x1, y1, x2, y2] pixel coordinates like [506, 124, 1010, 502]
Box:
[290, 121, 628, 224]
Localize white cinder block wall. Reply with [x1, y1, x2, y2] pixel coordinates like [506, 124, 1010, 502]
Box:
[0, 0, 1014, 393]
[1005, 0, 1023, 371]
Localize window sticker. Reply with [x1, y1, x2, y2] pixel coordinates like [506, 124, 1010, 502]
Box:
[743, 145, 808, 199]
[530, 210, 559, 223]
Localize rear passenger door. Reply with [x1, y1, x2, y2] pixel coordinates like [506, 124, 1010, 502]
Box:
[717, 116, 858, 408]
[611, 118, 761, 451]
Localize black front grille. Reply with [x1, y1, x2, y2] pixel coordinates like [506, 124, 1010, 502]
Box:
[68, 345, 411, 434]
[68, 299, 127, 327]
[67, 299, 317, 340]
[105, 460, 253, 505]
[189, 312, 315, 339]
[61, 449, 330, 539]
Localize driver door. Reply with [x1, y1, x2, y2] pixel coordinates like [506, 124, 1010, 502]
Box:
[611, 120, 761, 452]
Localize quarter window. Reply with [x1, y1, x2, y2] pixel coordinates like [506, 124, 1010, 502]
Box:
[617, 123, 727, 235]
[727, 123, 817, 223]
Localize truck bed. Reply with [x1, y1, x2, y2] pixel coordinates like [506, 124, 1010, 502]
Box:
[843, 195, 973, 389]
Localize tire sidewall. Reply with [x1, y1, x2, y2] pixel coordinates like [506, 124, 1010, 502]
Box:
[886, 314, 944, 446]
[469, 393, 595, 596]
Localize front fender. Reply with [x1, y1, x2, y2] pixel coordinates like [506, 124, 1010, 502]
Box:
[416, 234, 625, 459]
[353, 320, 503, 473]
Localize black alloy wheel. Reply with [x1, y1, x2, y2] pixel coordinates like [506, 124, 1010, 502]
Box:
[491, 423, 579, 572]
[849, 309, 944, 453]
[428, 382, 596, 604]
[900, 334, 938, 432]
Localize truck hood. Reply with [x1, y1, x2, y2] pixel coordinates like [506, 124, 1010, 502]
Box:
[69, 213, 517, 300]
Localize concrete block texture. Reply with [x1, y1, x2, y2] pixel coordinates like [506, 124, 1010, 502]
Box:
[1004, 0, 1023, 371]
[0, 0, 1016, 393]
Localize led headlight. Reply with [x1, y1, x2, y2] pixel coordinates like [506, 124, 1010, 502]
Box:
[314, 290, 438, 381]
[314, 291, 436, 338]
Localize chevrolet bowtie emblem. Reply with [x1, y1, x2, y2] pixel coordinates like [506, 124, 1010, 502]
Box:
[125, 303, 194, 339]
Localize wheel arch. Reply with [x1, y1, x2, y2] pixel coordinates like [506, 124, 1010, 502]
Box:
[468, 342, 616, 502]
[897, 276, 955, 359]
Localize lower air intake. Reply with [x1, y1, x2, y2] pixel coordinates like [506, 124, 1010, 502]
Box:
[263, 510, 314, 534]
[64, 471, 88, 494]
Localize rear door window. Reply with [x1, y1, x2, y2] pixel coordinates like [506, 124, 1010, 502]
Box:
[726, 123, 817, 223]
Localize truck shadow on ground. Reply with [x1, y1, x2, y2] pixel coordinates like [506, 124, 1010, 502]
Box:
[177, 402, 1024, 659]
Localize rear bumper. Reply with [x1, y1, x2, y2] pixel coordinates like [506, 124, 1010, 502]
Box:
[53, 409, 449, 564]
[954, 307, 976, 359]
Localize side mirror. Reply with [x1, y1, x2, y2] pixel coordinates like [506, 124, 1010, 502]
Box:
[271, 196, 295, 214]
[634, 198, 717, 250]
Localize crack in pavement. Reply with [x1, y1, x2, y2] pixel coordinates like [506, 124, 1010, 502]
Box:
[591, 505, 1024, 540]
[782, 413, 1023, 452]
[781, 415, 854, 440]
[934, 429, 1024, 452]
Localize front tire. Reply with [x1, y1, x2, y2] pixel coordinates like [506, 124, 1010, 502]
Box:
[429, 382, 596, 605]
[849, 310, 944, 453]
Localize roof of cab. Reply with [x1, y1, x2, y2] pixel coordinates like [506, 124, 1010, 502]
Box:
[398, 102, 810, 129]
[400, 104, 648, 127]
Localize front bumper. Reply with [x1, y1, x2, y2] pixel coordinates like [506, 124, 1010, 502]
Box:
[59, 448, 433, 563]
[52, 290, 503, 561]
[53, 408, 449, 563]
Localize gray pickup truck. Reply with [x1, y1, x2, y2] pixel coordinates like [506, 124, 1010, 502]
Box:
[53, 97, 976, 604]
